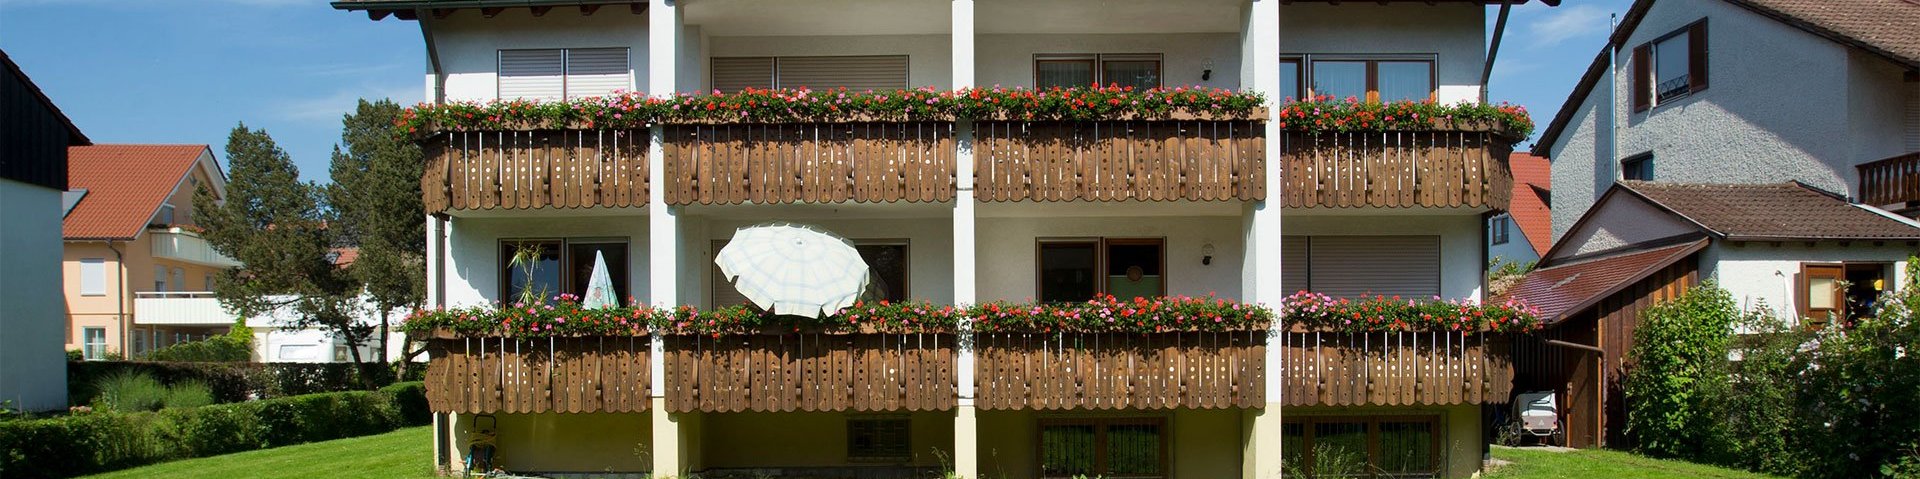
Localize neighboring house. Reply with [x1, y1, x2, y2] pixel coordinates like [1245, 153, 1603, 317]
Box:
[245, 247, 413, 364]
[1489, 152, 1552, 265]
[1502, 181, 1920, 448]
[62, 144, 239, 359]
[1535, 0, 1920, 241]
[336, 0, 1553, 477]
[1, 49, 88, 412]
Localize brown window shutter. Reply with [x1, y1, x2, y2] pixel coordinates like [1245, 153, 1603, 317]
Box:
[1631, 44, 1652, 112]
[1687, 22, 1709, 93]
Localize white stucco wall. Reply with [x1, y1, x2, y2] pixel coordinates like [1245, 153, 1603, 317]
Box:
[430, 9, 650, 102]
[1278, 3, 1486, 103]
[443, 211, 651, 308]
[975, 212, 1247, 303]
[1553, 192, 1697, 259]
[702, 34, 953, 90]
[1703, 242, 1916, 325]
[1547, 0, 1918, 240]
[1284, 212, 1486, 301]
[0, 178, 68, 411]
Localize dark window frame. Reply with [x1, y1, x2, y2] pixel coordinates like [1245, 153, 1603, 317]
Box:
[1299, 55, 1438, 103]
[1035, 237, 1168, 302]
[1033, 53, 1165, 89]
[1490, 214, 1512, 245]
[1282, 415, 1443, 478]
[497, 238, 631, 305]
[1279, 57, 1305, 101]
[1036, 416, 1170, 479]
[1622, 153, 1654, 181]
[1800, 261, 1891, 329]
[846, 415, 912, 462]
[1633, 19, 1709, 111]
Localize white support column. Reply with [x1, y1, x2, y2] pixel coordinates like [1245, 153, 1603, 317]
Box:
[1242, 1, 1285, 478]
[951, 1, 980, 478]
[648, 1, 687, 476]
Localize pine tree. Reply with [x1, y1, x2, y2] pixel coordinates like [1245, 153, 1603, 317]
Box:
[196, 124, 375, 371]
[327, 99, 427, 366]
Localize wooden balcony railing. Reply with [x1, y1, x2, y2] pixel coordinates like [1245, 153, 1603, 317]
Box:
[423, 130, 650, 215]
[421, 336, 653, 414]
[974, 120, 1266, 202]
[662, 123, 956, 205]
[972, 331, 1267, 410]
[1280, 131, 1513, 210]
[659, 332, 957, 413]
[1857, 151, 1920, 206]
[1276, 331, 1512, 407]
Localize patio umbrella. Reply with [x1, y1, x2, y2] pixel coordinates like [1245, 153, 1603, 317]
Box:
[582, 250, 619, 308]
[715, 222, 870, 318]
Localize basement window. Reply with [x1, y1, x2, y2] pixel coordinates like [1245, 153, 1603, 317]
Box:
[1282, 416, 1440, 478]
[1039, 417, 1166, 479]
[847, 416, 911, 462]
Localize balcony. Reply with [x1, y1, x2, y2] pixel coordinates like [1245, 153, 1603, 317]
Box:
[662, 122, 955, 205]
[421, 335, 653, 414]
[422, 129, 650, 215]
[660, 331, 958, 413]
[973, 330, 1267, 410]
[1857, 151, 1920, 208]
[1276, 331, 1513, 407]
[1279, 128, 1516, 210]
[975, 119, 1266, 202]
[149, 228, 240, 267]
[132, 292, 238, 326]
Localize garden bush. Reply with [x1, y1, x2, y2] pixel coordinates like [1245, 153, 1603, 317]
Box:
[1622, 282, 1739, 459]
[89, 371, 170, 413]
[0, 382, 424, 478]
[68, 361, 399, 406]
[143, 335, 252, 362]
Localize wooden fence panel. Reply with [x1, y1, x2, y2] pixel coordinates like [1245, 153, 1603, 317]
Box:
[975, 120, 1266, 202]
[1275, 331, 1512, 407]
[660, 333, 956, 414]
[422, 336, 651, 414]
[1280, 131, 1513, 210]
[973, 331, 1266, 410]
[662, 123, 955, 205]
[422, 130, 648, 215]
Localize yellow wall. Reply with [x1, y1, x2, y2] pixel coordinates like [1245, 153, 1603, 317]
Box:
[977, 409, 1243, 479]
[63, 234, 234, 355]
[1280, 404, 1486, 479]
[698, 411, 955, 469]
[451, 412, 653, 474]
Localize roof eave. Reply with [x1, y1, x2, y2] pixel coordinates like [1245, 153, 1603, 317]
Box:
[1541, 238, 1709, 326]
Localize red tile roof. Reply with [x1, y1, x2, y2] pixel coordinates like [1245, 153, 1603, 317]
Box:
[1509, 153, 1552, 256]
[1622, 181, 1920, 241]
[64, 145, 211, 240]
[1501, 239, 1708, 324]
[330, 247, 360, 268]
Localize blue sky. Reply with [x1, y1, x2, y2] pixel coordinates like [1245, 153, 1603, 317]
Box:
[2, 0, 1627, 183]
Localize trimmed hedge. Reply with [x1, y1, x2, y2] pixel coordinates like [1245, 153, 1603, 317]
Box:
[0, 382, 427, 478]
[67, 361, 400, 406]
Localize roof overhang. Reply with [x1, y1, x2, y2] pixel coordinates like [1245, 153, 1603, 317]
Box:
[1513, 238, 1708, 325]
[330, 0, 646, 21]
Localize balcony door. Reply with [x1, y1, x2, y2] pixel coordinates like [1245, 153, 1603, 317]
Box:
[1037, 238, 1165, 302]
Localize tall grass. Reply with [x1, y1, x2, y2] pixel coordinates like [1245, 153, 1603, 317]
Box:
[92, 372, 217, 412]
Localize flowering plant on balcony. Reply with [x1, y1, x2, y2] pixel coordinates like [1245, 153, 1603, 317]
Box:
[401, 296, 966, 338]
[1275, 96, 1534, 140]
[968, 294, 1273, 333]
[654, 300, 966, 336]
[1278, 291, 1542, 333]
[395, 85, 1266, 134]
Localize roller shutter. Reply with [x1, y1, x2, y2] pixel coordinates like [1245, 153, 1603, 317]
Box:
[775, 55, 909, 91]
[564, 48, 631, 98]
[1306, 236, 1440, 299]
[499, 49, 565, 101]
[711, 57, 775, 93]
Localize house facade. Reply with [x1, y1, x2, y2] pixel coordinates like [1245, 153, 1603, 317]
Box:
[1, 50, 87, 412]
[61, 144, 241, 359]
[1536, 0, 1920, 241]
[1487, 152, 1550, 267]
[337, 0, 1546, 477]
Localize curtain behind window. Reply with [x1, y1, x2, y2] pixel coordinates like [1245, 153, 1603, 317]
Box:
[1377, 61, 1433, 102]
[1310, 61, 1367, 101]
[1100, 60, 1160, 89]
[1037, 60, 1095, 89]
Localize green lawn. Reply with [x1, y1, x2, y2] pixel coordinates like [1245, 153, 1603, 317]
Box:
[1487, 446, 1783, 479]
[80, 426, 437, 479]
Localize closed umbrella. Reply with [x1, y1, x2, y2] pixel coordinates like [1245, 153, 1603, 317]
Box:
[715, 222, 870, 318]
[582, 250, 619, 308]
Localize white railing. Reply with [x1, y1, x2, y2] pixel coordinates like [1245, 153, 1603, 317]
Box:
[149, 228, 241, 268]
[133, 291, 238, 325]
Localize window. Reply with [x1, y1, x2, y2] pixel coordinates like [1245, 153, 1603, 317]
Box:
[1490, 214, 1511, 245]
[1280, 58, 1303, 101]
[155, 204, 175, 226]
[154, 266, 169, 292]
[1633, 21, 1708, 111]
[83, 327, 108, 360]
[1039, 418, 1166, 479]
[1801, 262, 1891, 329]
[710, 55, 910, 93]
[1282, 416, 1440, 478]
[1038, 238, 1166, 302]
[204, 273, 215, 291]
[172, 268, 186, 293]
[1035, 54, 1162, 89]
[1282, 236, 1441, 298]
[1622, 153, 1654, 181]
[501, 240, 630, 305]
[1306, 58, 1434, 103]
[498, 48, 632, 101]
[80, 258, 106, 296]
[846, 416, 910, 461]
[132, 329, 147, 356]
[710, 239, 909, 308]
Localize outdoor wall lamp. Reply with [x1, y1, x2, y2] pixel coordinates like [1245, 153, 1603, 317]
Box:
[1201, 242, 1216, 265]
[1201, 59, 1215, 82]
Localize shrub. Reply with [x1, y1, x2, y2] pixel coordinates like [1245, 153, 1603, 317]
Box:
[379, 381, 430, 426]
[68, 361, 399, 406]
[65, 350, 82, 362]
[162, 380, 214, 409]
[91, 371, 169, 413]
[144, 335, 252, 363]
[0, 383, 425, 478]
[1622, 282, 1738, 459]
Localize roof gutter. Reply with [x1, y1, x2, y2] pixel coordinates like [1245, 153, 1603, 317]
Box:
[417, 8, 445, 104]
[1480, 0, 1513, 102]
